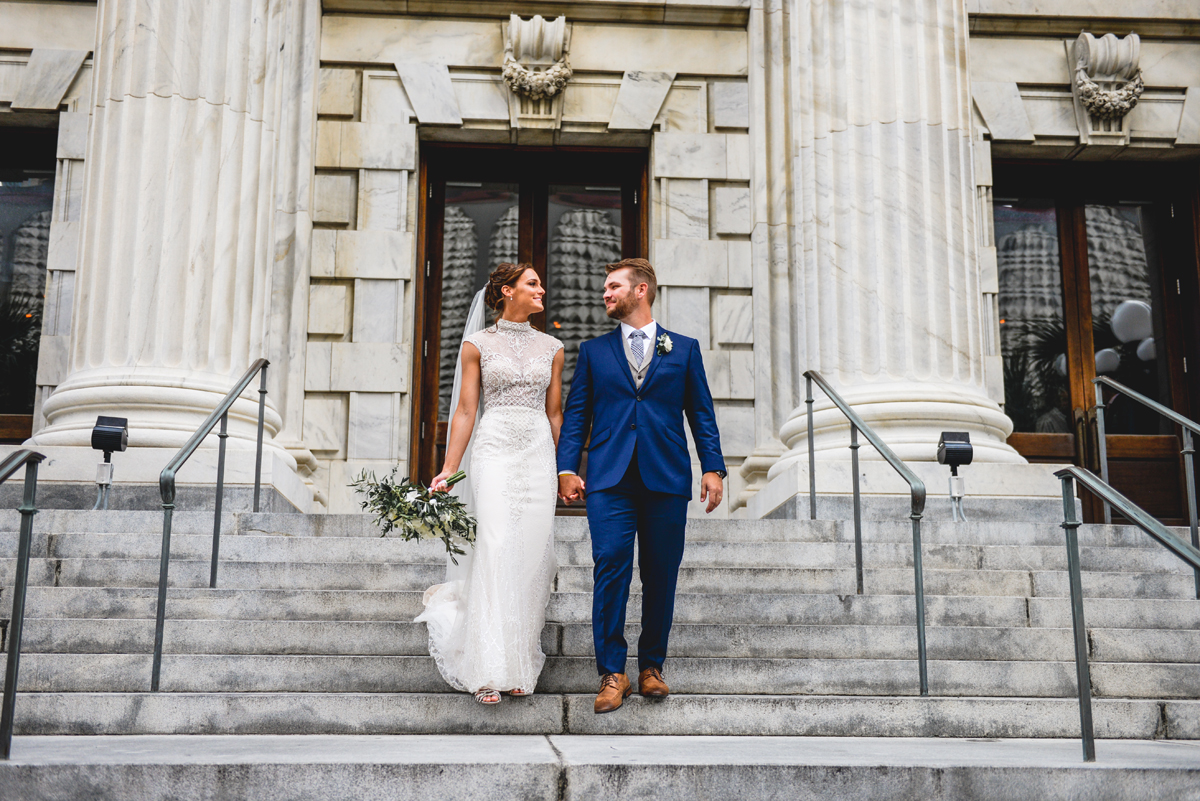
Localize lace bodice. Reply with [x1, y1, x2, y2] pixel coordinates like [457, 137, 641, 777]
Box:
[465, 319, 563, 411]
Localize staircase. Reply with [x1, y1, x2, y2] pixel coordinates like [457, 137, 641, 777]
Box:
[2, 508, 1198, 741]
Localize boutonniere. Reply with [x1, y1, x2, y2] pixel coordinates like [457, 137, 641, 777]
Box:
[656, 333, 673, 356]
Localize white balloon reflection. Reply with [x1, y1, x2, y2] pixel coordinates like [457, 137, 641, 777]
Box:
[1094, 348, 1121, 374]
[1136, 337, 1155, 361]
[1111, 300, 1152, 343]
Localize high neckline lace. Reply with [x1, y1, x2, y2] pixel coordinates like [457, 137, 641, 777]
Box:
[496, 318, 533, 333]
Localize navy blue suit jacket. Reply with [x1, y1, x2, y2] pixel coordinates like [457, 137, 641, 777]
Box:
[557, 327, 725, 497]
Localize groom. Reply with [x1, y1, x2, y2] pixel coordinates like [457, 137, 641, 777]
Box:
[558, 258, 725, 714]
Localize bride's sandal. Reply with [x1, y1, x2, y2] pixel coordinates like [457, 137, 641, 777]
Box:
[508, 688, 533, 697]
[474, 688, 501, 705]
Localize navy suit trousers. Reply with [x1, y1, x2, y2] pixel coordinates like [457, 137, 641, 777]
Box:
[586, 453, 689, 675]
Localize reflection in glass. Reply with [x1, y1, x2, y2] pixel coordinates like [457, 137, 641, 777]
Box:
[439, 182, 519, 420]
[544, 185, 622, 395]
[995, 199, 1071, 434]
[0, 176, 54, 414]
[1086, 204, 1168, 434]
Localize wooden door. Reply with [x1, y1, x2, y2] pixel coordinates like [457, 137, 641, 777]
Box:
[994, 163, 1200, 523]
[411, 146, 648, 490]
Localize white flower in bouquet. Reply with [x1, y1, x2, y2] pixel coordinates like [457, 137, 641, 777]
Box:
[349, 467, 477, 563]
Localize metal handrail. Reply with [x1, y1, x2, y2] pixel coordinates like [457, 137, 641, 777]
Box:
[152, 359, 269, 691]
[1093, 376, 1199, 598]
[0, 448, 45, 760]
[1054, 466, 1200, 763]
[804, 371, 930, 696]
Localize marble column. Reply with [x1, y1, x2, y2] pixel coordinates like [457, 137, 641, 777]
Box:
[772, 0, 1023, 473]
[31, 0, 297, 468]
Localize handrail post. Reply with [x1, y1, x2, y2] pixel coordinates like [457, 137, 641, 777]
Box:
[911, 513, 928, 697]
[1183, 429, 1199, 600]
[849, 424, 863, 595]
[151, 504, 174, 692]
[0, 460, 39, 760]
[211, 412, 229, 588]
[806, 375, 816, 520]
[253, 364, 267, 513]
[1094, 382, 1111, 525]
[1060, 475, 1096, 762]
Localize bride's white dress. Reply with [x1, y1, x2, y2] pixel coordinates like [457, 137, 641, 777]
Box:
[415, 318, 563, 693]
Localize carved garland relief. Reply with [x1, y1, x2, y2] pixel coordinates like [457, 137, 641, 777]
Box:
[1070, 32, 1144, 145]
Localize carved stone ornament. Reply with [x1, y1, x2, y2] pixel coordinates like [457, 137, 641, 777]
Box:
[1073, 32, 1144, 120]
[502, 14, 572, 101]
[1070, 32, 1143, 146]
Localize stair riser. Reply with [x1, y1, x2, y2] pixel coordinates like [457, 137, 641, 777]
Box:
[9, 693, 1195, 739]
[0, 762, 561, 801]
[13, 536, 1195, 574]
[16, 587, 1199, 629]
[3, 510, 1187, 549]
[8, 654, 1199, 698]
[17, 619, 1200, 664]
[6, 557, 1194, 598]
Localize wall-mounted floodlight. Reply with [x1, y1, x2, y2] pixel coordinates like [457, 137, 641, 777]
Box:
[937, 432, 973, 523]
[91, 416, 128, 510]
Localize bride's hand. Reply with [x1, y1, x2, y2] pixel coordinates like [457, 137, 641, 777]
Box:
[430, 469, 454, 493]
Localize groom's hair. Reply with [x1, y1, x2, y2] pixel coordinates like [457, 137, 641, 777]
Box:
[605, 258, 657, 306]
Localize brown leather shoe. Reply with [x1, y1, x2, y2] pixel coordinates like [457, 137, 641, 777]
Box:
[638, 667, 669, 698]
[594, 672, 632, 714]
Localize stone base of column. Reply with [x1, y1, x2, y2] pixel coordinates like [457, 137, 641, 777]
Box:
[775, 381, 1026, 470]
[738, 459, 1070, 523]
[732, 446, 786, 512]
[1, 444, 314, 513]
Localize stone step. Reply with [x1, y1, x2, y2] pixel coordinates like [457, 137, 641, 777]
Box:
[1, 734, 1196, 800]
[16, 586, 1200, 629]
[8, 693, 1199, 739]
[8, 653, 1199, 698]
[5, 537, 1197, 579]
[15, 618, 1200, 663]
[9, 555, 1195, 599]
[3, 510, 1188, 550]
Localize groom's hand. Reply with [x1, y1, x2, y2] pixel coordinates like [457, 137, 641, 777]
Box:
[700, 472, 724, 514]
[559, 474, 586, 505]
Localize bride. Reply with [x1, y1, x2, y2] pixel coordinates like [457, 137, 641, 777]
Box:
[416, 262, 565, 705]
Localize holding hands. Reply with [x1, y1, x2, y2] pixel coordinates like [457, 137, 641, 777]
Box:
[558, 471, 723, 513]
[558, 473, 586, 505]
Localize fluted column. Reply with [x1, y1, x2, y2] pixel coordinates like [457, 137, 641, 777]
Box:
[32, 0, 294, 462]
[771, 0, 1022, 473]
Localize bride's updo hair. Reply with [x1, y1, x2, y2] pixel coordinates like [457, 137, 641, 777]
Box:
[484, 262, 533, 314]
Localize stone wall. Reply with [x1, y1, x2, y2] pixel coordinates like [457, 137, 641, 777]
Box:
[309, 15, 755, 514]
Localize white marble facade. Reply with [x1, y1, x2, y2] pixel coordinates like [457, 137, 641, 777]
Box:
[2, 0, 1198, 514]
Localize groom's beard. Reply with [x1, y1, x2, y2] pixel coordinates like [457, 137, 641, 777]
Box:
[605, 293, 638, 320]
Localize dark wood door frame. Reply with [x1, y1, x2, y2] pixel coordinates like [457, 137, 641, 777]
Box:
[411, 144, 649, 485]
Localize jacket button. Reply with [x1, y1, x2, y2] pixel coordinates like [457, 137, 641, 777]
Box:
[630, 423, 637, 430]
[636, 396, 642, 402]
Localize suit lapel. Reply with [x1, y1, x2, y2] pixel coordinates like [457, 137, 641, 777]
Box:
[606, 328, 637, 392]
[640, 327, 669, 390]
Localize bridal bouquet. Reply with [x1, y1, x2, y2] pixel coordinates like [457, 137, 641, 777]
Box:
[349, 467, 477, 563]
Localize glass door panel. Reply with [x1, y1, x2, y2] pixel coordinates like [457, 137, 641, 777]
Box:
[0, 175, 54, 419]
[1083, 203, 1183, 522]
[1085, 204, 1170, 434]
[438, 182, 519, 421]
[545, 184, 623, 396]
[996, 199, 1072, 437]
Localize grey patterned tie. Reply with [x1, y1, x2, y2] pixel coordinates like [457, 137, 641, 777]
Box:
[629, 330, 647, 367]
